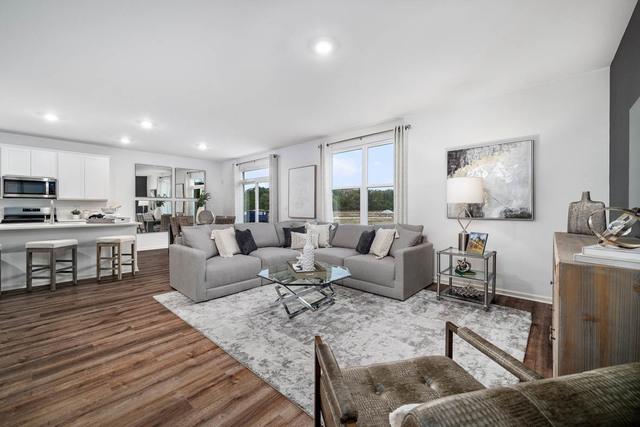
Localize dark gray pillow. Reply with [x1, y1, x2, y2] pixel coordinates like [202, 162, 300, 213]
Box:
[283, 226, 306, 247]
[181, 226, 218, 258]
[235, 229, 258, 255]
[389, 228, 423, 258]
[356, 230, 376, 254]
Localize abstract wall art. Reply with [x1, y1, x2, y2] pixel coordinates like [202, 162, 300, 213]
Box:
[447, 138, 534, 220]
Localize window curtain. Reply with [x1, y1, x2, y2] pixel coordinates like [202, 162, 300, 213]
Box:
[268, 154, 279, 223]
[394, 125, 409, 224]
[319, 143, 333, 222]
[233, 163, 243, 222]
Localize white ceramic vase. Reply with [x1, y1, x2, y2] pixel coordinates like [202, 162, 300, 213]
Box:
[301, 232, 315, 271]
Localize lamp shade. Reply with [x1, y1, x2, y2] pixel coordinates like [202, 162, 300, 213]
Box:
[446, 177, 484, 204]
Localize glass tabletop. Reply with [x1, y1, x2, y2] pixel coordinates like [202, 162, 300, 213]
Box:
[437, 247, 496, 260]
[258, 261, 351, 286]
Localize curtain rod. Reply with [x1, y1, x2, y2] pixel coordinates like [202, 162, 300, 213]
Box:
[324, 124, 411, 147]
[234, 154, 277, 167]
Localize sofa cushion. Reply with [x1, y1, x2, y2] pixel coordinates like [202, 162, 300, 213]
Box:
[389, 228, 423, 258]
[205, 254, 262, 288]
[250, 247, 300, 268]
[235, 223, 280, 248]
[314, 247, 358, 266]
[212, 227, 240, 257]
[275, 221, 306, 246]
[235, 228, 258, 255]
[378, 223, 424, 234]
[332, 224, 374, 249]
[356, 230, 376, 254]
[181, 225, 218, 258]
[369, 228, 397, 258]
[344, 254, 395, 287]
[283, 225, 306, 247]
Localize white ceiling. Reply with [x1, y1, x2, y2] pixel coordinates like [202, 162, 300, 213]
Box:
[0, 0, 636, 160]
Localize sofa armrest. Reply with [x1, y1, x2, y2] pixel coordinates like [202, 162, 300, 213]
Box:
[446, 322, 543, 382]
[169, 244, 206, 302]
[394, 241, 434, 299]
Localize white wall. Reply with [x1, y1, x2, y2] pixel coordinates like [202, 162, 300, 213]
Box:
[406, 68, 610, 302]
[0, 131, 225, 220]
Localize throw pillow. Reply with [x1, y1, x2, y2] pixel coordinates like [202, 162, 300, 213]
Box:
[211, 227, 240, 258]
[283, 226, 306, 247]
[235, 229, 258, 255]
[356, 230, 376, 254]
[181, 226, 218, 258]
[291, 231, 319, 250]
[306, 223, 333, 248]
[389, 228, 423, 258]
[369, 228, 397, 259]
[389, 404, 421, 427]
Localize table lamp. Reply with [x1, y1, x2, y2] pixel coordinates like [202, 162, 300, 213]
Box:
[446, 177, 484, 250]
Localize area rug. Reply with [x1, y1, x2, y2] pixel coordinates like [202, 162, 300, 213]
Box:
[154, 285, 532, 415]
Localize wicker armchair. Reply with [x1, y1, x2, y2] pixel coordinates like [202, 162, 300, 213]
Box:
[314, 321, 640, 427]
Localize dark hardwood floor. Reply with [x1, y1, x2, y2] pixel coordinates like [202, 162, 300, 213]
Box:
[0, 250, 552, 426]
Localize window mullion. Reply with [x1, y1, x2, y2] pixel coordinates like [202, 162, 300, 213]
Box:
[254, 182, 259, 223]
[362, 147, 368, 225]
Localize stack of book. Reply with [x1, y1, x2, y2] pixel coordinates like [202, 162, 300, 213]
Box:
[574, 244, 640, 269]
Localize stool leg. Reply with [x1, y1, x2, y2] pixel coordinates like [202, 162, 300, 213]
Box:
[26, 249, 33, 292]
[96, 244, 101, 282]
[72, 245, 78, 285]
[49, 249, 57, 292]
[131, 242, 136, 277]
[117, 244, 123, 280]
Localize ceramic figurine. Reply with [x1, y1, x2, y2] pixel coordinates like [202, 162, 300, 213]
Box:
[568, 191, 605, 235]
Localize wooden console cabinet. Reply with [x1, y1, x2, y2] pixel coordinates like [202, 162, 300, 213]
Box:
[552, 232, 640, 376]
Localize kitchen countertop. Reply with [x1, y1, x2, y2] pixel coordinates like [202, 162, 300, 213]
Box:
[0, 221, 139, 231]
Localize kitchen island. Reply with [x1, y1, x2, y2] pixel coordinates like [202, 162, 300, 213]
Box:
[0, 221, 139, 291]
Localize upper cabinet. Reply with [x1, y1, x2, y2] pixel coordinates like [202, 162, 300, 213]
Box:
[30, 150, 58, 178]
[1, 146, 58, 178]
[57, 153, 110, 200]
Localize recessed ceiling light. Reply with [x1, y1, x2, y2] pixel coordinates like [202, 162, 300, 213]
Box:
[197, 142, 208, 151]
[120, 136, 131, 144]
[43, 112, 59, 122]
[313, 38, 334, 56]
[139, 119, 154, 130]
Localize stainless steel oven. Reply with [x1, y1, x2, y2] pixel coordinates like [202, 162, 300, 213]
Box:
[2, 176, 57, 199]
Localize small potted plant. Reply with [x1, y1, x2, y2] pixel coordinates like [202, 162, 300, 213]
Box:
[196, 192, 211, 222]
[71, 209, 81, 220]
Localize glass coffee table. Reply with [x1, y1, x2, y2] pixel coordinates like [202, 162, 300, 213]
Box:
[258, 261, 351, 319]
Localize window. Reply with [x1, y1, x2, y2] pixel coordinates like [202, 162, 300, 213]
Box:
[331, 137, 394, 224]
[240, 165, 270, 223]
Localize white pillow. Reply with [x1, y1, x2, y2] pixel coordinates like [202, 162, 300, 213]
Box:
[389, 404, 420, 427]
[369, 228, 397, 259]
[306, 223, 333, 248]
[291, 232, 319, 250]
[211, 227, 240, 258]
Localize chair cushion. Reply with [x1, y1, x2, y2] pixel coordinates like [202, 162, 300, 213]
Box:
[344, 254, 395, 287]
[205, 254, 262, 288]
[342, 356, 485, 427]
[332, 225, 374, 249]
[235, 229, 258, 255]
[250, 247, 300, 268]
[314, 247, 358, 266]
[181, 226, 218, 258]
[234, 223, 280, 248]
[389, 228, 422, 258]
[26, 239, 78, 249]
[96, 235, 136, 243]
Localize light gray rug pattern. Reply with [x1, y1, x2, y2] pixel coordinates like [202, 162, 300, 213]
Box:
[154, 285, 532, 414]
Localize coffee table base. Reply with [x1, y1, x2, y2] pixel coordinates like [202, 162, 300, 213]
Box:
[274, 284, 336, 319]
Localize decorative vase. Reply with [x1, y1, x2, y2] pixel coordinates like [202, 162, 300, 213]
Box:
[196, 206, 204, 224]
[568, 191, 606, 235]
[72, 214, 80, 220]
[301, 232, 315, 271]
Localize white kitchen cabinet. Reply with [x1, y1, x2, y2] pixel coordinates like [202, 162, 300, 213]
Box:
[30, 150, 58, 178]
[84, 156, 110, 200]
[57, 152, 86, 199]
[1, 146, 31, 176]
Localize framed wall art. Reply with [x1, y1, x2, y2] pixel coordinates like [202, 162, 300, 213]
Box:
[447, 138, 534, 220]
[288, 165, 316, 219]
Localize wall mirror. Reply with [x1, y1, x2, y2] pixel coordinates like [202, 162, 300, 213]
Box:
[175, 168, 206, 199]
[175, 200, 197, 217]
[135, 200, 172, 233]
[135, 164, 173, 198]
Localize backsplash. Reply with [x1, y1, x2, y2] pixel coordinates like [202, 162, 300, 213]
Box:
[0, 199, 113, 221]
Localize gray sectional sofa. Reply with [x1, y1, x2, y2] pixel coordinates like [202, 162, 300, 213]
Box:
[169, 221, 433, 303]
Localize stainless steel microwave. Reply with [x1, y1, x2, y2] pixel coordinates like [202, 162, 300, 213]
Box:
[2, 176, 57, 199]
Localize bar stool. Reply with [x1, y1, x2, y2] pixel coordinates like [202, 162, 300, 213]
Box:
[26, 239, 78, 291]
[96, 235, 136, 281]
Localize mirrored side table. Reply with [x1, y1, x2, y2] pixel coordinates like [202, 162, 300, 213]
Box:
[436, 247, 497, 311]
